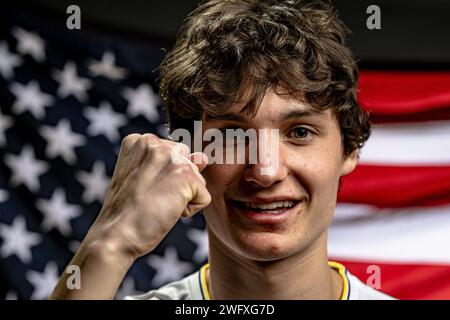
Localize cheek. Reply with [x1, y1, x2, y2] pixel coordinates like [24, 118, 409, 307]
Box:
[203, 164, 221, 183]
[309, 132, 344, 182]
[286, 155, 340, 246]
[289, 143, 342, 209]
[201, 165, 240, 240]
[202, 164, 240, 198]
[305, 155, 341, 222]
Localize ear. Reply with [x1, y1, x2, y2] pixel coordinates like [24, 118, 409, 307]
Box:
[340, 148, 359, 177]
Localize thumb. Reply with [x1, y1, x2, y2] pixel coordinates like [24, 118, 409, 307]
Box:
[181, 152, 210, 218]
[188, 152, 209, 172]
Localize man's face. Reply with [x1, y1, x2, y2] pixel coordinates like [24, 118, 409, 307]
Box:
[201, 88, 358, 261]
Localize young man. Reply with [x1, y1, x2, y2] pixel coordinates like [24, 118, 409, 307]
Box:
[51, 0, 393, 300]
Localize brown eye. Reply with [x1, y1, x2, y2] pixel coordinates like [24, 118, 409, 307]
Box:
[290, 126, 311, 139]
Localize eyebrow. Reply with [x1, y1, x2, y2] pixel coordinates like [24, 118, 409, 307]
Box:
[204, 108, 327, 122]
[280, 109, 328, 121]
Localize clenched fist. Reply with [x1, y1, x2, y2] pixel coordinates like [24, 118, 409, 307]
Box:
[50, 133, 211, 299]
[93, 133, 211, 259]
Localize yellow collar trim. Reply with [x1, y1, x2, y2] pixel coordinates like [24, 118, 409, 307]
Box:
[199, 261, 349, 300]
[328, 260, 350, 300]
[200, 263, 211, 300]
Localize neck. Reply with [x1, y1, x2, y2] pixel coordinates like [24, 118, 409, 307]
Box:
[206, 230, 342, 300]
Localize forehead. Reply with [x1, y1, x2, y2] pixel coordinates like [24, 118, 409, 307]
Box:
[204, 88, 332, 123]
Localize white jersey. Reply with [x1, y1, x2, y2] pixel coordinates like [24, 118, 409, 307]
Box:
[125, 261, 394, 300]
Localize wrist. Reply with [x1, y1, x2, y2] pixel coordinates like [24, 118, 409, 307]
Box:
[83, 232, 137, 271]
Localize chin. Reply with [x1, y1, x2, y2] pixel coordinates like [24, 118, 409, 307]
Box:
[230, 230, 301, 261]
[204, 203, 319, 262]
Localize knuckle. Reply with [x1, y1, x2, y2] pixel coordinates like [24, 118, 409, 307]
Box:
[122, 134, 141, 149]
[138, 144, 173, 167]
[152, 144, 172, 161]
[174, 142, 190, 155]
[203, 190, 212, 203]
[198, 184, 211, 198]
[169, 166, 197, 183]
[174, 164, 194, 176]
[137, 134, 157, 150]
[142, 133, 158, 143]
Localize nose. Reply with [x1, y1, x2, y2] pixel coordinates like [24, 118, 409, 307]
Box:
[243, 162, 288, 188]
[243, 129, 288, 188]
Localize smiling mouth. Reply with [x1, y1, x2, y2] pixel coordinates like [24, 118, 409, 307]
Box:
[231, 200, 300, 214]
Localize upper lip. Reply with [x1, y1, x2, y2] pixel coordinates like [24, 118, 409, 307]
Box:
[228, 196, 303, 204]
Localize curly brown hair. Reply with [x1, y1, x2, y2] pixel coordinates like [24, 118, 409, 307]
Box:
[159, 0, 371, 156]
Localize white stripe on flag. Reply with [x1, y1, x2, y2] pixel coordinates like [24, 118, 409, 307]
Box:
[359, 120, 450, 165]
[328, 203, 450, 264]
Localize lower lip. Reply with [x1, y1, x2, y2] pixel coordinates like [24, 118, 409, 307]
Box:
[230, 201, 301, 225]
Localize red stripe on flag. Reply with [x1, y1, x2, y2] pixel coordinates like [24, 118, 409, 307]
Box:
[358, 71, 450, 115]
[338, 70, 450, 300]
[338, 165, 450, 207]
[334, 259, 450, 300]
[368, 108, 450, 124]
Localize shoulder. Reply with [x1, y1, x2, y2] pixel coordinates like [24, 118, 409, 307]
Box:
[346, 270, 396, 300]
[124, 267, 206, 300]
[329, 261, 395, 300]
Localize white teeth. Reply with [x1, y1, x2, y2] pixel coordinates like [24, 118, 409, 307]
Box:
[241, 201, 295, 210]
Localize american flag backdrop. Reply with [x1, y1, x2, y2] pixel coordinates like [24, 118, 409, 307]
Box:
[0, 3, 449, 300]
[0, 4, 208, 300]
[332, 71, 450, 299]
